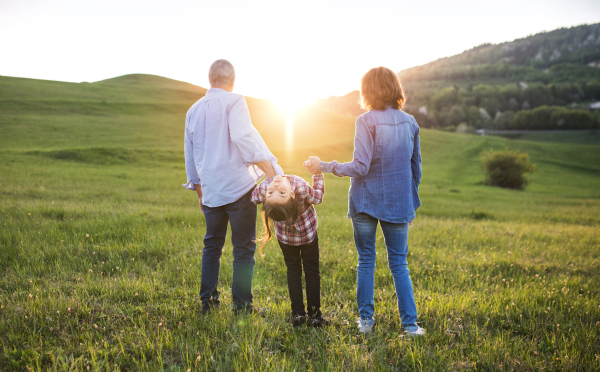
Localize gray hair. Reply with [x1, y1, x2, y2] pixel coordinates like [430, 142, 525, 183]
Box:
[208, 59, 235, 87]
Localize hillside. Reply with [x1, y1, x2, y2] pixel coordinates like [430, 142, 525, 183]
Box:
[1, 73, 599, 203]
[399, 23, 600, 84]
[1, 74, 599, 370]
[314, 23, 600, 132]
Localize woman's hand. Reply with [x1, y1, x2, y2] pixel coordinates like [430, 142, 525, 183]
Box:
[303, 156, 321, 174]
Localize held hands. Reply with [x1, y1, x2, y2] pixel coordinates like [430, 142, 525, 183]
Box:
[303, 156, 321, 175]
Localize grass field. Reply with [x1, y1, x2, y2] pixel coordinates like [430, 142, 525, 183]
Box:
[490, 132, 600, 146]
[1, 74, 599, 371]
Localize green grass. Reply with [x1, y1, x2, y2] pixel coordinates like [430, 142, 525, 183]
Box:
[1, 74, 599, 371]
[490, 132, 600, 146]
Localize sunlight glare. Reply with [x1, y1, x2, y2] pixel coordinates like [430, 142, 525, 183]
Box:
[275, 94, 311, 154]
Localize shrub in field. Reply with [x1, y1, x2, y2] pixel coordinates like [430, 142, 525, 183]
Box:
[481, 149, 535, 189]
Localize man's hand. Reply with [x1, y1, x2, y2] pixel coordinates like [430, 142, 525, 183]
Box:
[255, 160, 277, 178]
[303, 156, 321, 174]
[193, 184, 204, 214]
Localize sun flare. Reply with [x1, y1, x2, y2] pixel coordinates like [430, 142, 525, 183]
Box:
[275, 95, 311, 152]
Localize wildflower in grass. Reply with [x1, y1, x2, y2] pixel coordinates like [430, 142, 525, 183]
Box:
[28, 294, 32, 299]
[85, 234, 89, 238]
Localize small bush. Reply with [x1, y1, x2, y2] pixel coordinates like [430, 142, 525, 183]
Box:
[481, 149, 535, 190]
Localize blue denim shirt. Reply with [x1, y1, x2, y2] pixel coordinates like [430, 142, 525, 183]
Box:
[319, 108, 421, 223]
[183, 88, 283, 207]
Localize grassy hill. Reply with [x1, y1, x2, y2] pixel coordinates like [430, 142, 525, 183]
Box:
[315, 23, 600, 132]
[0, 74, 599, 370]
[399, 23, 600, 85]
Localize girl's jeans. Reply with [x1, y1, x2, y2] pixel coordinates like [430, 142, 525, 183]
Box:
[352, 213, 418, 332]
[278, 235, 322, 317]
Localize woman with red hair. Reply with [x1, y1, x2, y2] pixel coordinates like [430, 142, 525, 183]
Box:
[305, 67, 424, 336]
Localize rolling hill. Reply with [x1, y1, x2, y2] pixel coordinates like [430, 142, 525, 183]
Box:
[314, 23, 600, 132]
[1, 73, 599, 370]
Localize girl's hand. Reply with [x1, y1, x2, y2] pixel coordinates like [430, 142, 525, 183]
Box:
[304, 156, 321, 174]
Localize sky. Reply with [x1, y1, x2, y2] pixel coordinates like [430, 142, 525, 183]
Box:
[1, 0, 599, 107]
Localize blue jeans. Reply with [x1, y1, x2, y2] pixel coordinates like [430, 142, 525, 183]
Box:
[200, 188, 256, 309]
[352, 213, 418, 332]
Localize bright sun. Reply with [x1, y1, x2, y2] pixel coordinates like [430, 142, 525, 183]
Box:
[275, 94, 312, 151]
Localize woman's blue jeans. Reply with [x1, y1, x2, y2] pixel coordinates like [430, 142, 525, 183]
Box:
[352, 213, 418, 332]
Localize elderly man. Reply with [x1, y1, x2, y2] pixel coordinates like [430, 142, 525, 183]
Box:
[183, 59, 283, 313]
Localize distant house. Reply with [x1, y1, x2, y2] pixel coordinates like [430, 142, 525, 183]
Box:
[589, 101, 600, 109]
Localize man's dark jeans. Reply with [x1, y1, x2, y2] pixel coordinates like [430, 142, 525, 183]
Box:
[200, 188, 256, 310]
[278, 235, 321, 317]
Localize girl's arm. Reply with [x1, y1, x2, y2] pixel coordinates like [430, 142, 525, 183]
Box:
[295, 174, 324, 205]
[251, 179, 270, 205]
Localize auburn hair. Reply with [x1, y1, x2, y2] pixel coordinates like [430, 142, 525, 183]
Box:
[360, 66, 405, 111]
[258, 198, 300, 256]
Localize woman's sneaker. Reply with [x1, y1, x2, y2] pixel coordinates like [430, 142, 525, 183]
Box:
[406, 326, 426, 337]
[357, 318, 376, 334]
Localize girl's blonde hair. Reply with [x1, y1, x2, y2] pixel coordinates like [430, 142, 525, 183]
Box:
[360, 66, 405, 111]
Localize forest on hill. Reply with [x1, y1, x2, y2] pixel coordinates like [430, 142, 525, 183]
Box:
[314, 23, 600, 131]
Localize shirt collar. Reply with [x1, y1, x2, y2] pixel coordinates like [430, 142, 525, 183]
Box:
[206, 87, 227, 95]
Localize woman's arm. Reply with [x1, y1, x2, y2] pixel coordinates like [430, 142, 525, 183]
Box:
[411, 124, 422, 190]
[316, 116, 374, 178]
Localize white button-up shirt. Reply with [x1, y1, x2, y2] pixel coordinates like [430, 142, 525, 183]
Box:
[183, 88, 283, 207]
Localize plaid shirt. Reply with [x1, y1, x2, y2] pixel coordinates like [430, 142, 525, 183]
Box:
[251, 174, 324, 246]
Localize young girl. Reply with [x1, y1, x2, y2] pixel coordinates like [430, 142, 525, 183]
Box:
[251, 166, 328, 327]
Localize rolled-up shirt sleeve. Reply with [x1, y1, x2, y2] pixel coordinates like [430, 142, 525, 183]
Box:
[319, 116, 374, 177]
[183, 114, 200, 190]
[228, 96, 267, 165]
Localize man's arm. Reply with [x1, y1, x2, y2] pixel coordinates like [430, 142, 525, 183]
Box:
[183, 113, 201, 190]
[228, 96, 267, 165]
[255, 159, 276, 178]
[193, 183, 204, 214]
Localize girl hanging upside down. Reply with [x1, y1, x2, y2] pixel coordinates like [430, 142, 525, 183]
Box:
[251, 161, 329, 327]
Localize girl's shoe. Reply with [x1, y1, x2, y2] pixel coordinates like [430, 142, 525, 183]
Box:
[309, 316, 330, 327]
[406, 326, 426, 337]
[357, 318, 376, 334]
[292, 315, 307, 327]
